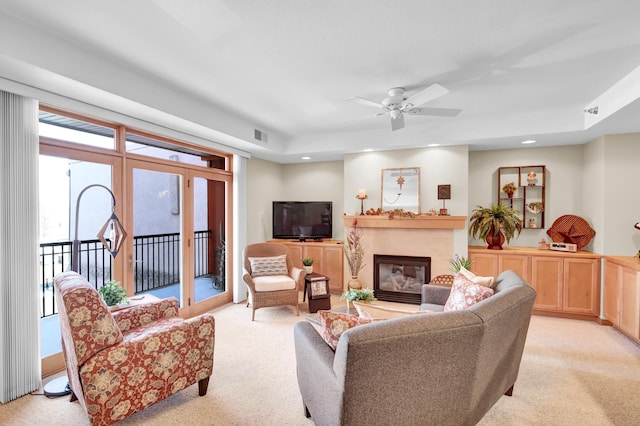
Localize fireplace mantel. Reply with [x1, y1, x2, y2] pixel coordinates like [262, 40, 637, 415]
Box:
[343, 215, 466, 229]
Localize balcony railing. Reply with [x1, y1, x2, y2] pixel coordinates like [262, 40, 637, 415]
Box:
[39, 230, 212, 318]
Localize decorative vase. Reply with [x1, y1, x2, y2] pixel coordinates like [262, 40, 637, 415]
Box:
[303, 265, 313, 275]
[348, 277, 362, 290]
[507, 191, 514, 199]
[486, 227, 505, 250]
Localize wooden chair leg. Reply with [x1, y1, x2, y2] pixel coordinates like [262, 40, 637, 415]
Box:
[198, 377, 210, 396]
[505, 384, 514, 396]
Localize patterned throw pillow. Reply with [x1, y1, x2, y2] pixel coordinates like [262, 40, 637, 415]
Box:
[444, 272, 494, 311]
[319, 310, 374, 350]
[249, 254, 288, 277]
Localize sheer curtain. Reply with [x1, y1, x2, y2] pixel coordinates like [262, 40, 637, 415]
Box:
[0, 90, 41, 402]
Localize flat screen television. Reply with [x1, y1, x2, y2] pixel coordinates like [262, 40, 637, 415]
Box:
[272, 201, 332, 240]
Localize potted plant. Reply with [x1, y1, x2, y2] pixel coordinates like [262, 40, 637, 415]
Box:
[468, 203, 523, 250]
[302, 257, 314, 274]
[344, 219, 365, 289]
[449, 254, 473, 273]
[98, 280, 128, 307]
[341, 288, 375, 312]
[502, 182, 518, 198]
[526, 201, 544, 214]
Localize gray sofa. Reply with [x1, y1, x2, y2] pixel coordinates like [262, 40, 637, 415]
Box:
[293, 270, 536, 426]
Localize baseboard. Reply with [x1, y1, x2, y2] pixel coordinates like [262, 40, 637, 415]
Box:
[532, 310, 600, 323]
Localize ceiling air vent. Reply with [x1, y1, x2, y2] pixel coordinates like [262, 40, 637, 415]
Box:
[254, 129, 268, 143]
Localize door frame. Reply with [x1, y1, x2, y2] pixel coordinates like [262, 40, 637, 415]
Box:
[126, 158, 233, 317]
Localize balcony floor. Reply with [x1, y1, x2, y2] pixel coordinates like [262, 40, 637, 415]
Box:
[41, 275, 224, 357]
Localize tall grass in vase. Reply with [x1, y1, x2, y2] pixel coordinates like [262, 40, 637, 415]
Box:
[344, 219, 365, 289]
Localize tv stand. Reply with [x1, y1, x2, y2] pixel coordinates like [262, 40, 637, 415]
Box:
[269, 239, 343, 293]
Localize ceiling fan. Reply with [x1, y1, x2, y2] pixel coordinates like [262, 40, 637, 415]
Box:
[352, 84, 461, 131]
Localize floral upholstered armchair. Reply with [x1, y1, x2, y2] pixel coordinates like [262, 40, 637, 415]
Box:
[54, 271, 215, 426]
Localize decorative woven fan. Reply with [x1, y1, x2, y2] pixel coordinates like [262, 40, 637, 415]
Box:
[546, 215, 596, 250]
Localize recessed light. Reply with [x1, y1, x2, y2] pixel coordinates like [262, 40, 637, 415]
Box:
[427, 143, 441, 147]
[522, 140, 536, 145]
[363, 148, 374, 152]
[301, 156, 311, 160]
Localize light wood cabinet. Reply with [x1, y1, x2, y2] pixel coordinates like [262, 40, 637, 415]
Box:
[530, 256, 563, 311]
[469, 246, 601, 320]
[603, 261, 620, 324]
[620, 267, 640, 338]
[604, 257, 640, 343]
[499, 253, 529, 280]
[563, 258, 600, 314]
[468, 251, 499, 277]
[271, 240, 344, 293]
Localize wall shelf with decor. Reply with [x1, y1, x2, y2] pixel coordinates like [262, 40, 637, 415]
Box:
[498, 165, 546, 229]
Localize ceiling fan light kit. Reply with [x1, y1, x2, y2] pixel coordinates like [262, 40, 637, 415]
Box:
[352, 84, 461, 131]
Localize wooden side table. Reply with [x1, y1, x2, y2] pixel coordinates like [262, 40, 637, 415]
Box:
[304, 273, 331, 313]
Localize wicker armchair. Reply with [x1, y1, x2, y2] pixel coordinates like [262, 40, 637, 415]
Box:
[429, 274, 455, 286]
[242, 242, 304, 321]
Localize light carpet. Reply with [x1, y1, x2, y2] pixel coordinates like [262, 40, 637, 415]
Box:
[1, 295, 640, 425]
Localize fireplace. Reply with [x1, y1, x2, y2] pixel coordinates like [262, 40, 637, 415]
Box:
[373, 254, 431, 304]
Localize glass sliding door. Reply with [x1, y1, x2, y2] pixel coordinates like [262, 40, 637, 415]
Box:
[129, 163, 184, 307]
[38, 148, 122, 377]
[191, 175, 228, 304]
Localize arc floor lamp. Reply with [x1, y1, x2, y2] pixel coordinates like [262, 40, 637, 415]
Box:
[44, 184, 127, 397]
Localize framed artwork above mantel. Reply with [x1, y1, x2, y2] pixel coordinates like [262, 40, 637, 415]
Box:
[381, 167, 421, 213]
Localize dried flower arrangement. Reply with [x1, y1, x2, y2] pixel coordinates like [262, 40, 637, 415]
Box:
[502, 182, 518, 194]
[364, 207, 416, 219]
[344, 219, 365, 277]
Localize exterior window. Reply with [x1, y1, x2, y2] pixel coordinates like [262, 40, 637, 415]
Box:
[126, 132, 209, 167]
[39, 111, 115, 150]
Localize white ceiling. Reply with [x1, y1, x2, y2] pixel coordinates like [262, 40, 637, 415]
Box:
[1, 0, 640, 163]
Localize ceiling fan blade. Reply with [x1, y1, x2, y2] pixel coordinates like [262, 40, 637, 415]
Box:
[407, 107, 462, 117]
[350, 96, 385, 109]
[391, 113, 405, 131]
[404, 84, 449, 107]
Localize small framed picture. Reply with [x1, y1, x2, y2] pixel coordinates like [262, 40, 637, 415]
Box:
[311, 280, 328, 297]
[437, 184, 451, 200]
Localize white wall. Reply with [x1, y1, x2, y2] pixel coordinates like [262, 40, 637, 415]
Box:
[246, 136, 640, 262]
[469, 145, 587, 249]
[281, 161, 344, 239]
[245, 158, 345, 242]
[246, 158, 284, 243]
[344, 146, 470, 257]
[583, 137, 606, 254]
[602, 133, 640, 255]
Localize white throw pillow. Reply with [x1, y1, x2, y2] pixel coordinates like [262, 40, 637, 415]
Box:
[459, 266, 495, 288]
[249, 254, 288, 277]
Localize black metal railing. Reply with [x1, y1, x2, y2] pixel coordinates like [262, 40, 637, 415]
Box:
[39, 230, 212, 318]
